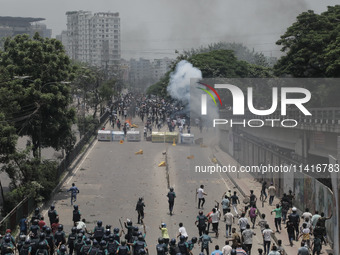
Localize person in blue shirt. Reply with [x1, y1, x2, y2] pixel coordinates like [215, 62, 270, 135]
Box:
[211, 245, 223, 255]
[19, 216, 28, 235]
[67, 183, 80, 205]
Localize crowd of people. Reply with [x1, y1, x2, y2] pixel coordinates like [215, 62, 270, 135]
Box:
[0, 92, 334, 255]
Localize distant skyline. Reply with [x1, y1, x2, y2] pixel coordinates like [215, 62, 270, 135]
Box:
[1, 0, 338, 59]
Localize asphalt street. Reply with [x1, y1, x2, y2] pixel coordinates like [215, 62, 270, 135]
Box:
[46, 117, 299, 255]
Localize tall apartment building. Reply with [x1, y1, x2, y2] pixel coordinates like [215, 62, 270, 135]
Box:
[65, 11, 121, 70]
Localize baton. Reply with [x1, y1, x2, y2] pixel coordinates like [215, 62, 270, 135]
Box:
[119, 219, 126, 234]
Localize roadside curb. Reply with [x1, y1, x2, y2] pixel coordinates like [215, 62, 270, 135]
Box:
[40, 119, 108, 216]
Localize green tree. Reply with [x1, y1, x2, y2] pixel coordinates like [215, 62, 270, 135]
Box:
[147, 49, 273, 98]
[275, 5, 340, 77]
[0, 33, 76, 159]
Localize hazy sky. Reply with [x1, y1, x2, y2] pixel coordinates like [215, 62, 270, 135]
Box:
[2, 0, 338, 59]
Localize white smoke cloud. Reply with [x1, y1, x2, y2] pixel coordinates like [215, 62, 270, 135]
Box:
[167, 60, 202, 102]
[167, 60, 219, 127]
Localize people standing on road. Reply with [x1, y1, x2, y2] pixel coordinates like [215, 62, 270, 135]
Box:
[262, 224, 273, 255]
[48, 205, 59, 227]
[230, 192, 240, 217]
[197, 185, 207, 209]
[159, 223, 170, 246]
[135, 198, 145, 224]
[271, 204, 282, 233]
[67, 183, 80, 206]
[167, 187, 176, 216]
[93, 221, 105, 242]
[268, 183, 276, 206]
[195, 211, 208, 237]
[73, 205, 81, 227]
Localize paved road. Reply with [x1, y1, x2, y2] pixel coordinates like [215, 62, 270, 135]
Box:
[44, 117, 303, 255]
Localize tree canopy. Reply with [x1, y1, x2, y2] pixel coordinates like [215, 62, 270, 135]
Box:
[275, 5, 340, 77]
[0, 33, 76, 158]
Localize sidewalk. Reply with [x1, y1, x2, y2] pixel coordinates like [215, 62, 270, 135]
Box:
[213, 146, 333, 255]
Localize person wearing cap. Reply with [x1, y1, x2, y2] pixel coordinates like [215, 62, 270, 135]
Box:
[267, 183, 276, 206]
[159, 223, 170, 246]
[288, 207, 300, 241]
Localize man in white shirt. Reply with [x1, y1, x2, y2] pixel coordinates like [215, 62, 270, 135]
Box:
[262, 224, 273, 255]
[268, 183, 276, 206]
[210, 208, 220, 237]
[76, 218, 87, 233]
[238, 213, 248, 234]
[222, 240, 232, 255]
[197, 185, 207, 209]
[301, 208, 313, 221]
[177, 222, 188, 240]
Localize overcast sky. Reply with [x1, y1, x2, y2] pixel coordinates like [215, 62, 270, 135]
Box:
[1, 0, 338, 60]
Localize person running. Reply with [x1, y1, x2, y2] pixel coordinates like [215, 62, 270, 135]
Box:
[242, 224, 256, 255]
[198, 230, 212, 255]
[267, 245, 280, 255]
[248, 205, 258, 229]
[285, 218, 295, 247]
[135, 198, 145, 224]
[222, 240, 232, 255]
[177, 223, 188, 240]
[262, 224, 273, 255]
[238, 213, 248, 234]
[267, 183, 276, 206]
[67, 183, 80, 206]
[210, 208, 220, 237]
[197, 185, 207, 209]
[230, 192, 240, 217]
[167, 187, 176, 216]
[195, 211, 208, 237]
[261, 181, 268, 201]
[271, 204, 282, 233]
[221, 195, 230, 215]
[224, 208, 234, 237]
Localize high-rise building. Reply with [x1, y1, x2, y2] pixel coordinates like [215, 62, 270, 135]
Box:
[0, 16, 51, 39]
[64, 11, 121, 70]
